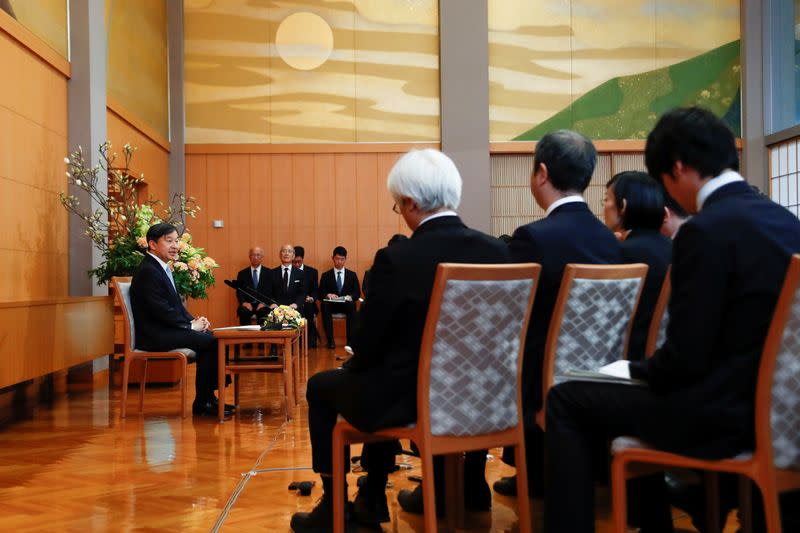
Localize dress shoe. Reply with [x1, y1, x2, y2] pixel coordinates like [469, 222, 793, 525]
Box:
[192, 400, 232, 416]
[352, 489, 389, 528]
[210, 397, 235, 413]
[492, 474, 543, 498]
[398, 481, 491, 516]
[290, 496, 355, 532]
[327, 341, 336, 349]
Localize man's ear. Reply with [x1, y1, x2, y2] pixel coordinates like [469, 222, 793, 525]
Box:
[620, 198, 627, 216]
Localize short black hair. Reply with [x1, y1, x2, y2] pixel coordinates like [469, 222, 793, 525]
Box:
[387, 234, 408, 246]
[294, 245, 305, 258]
[534, 129, 597, 193]
[146, 222, 178, 245]
[498, 234, 512, 243]
[332, 246, 347, 257]
[663, 190, 688, 218]
[645, 106, 739, 185]
[607, 171, 664, 231]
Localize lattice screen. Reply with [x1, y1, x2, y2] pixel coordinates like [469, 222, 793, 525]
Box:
[490, 152, 646, 236]
[770, 138, 800, 217]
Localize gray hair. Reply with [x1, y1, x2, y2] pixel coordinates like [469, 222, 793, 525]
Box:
[387, 149, 462, 212]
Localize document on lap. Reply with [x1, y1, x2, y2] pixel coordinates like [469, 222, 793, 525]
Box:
[562, 360, 647, 386]
[323, 297, 347, 302]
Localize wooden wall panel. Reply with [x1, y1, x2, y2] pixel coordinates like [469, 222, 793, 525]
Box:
[184, 148, 414, 327]
[107, 109, 170, 205]
[0, 26, 68, 303]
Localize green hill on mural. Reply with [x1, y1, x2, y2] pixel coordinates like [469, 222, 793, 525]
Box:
[514, 40, 741, 140]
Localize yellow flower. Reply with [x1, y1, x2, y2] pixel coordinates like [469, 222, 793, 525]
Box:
[181, 233, 191, 242]
[178, 241, 189, 251]
[188, 259, 201, 270]
[136, 237, 148, 249]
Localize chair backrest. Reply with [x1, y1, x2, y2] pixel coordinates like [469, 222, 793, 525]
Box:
[542, 264, 648, 397]
[418, 263, 540, 437]
[645, 267, 671, 358]
[755, 255, 800, 469]
[112, 276, 135, 354]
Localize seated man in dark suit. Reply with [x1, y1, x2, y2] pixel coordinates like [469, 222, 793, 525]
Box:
[268, 244, 307, 311]
[234, 246, 270, 325]
[129, 223, 232, 417]
[544, 107, 800, 532]
[318, 246, 360, 349]
[292, 245, 319, 348]
[290, 149, 511, 532]
[603, 171, 672, 360]
[494, 130, 622, 498]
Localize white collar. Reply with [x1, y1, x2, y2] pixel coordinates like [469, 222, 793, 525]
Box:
[696, 169, 745, 211]
[545, 195, 585, 217]
[251, 265, 261, 272]
[418, 210, 458, 228]
[334, 267, 345, 275]
[297, 264, 304, 270]
[281, 264, 292, 271]
[148, 252, 171, 272]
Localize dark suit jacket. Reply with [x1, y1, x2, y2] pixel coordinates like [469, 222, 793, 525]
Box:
[269, 265, 307, 308]
[510, 201, 622, 425]
[629, 181, 800, 458]
[346, 215, 511, 431]
[319, 268, 361, 301]
[235, 265, 271, 306]
[620, 229, 672, 361]
[129, 253, 194, 350]
[299, 265, 319, 302]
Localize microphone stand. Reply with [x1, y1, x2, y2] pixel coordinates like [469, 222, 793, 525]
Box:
[224, 279, 277, 308]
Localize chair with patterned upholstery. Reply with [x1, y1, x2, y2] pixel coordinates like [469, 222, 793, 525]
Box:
[331, 263, 541, 533]
[610, 254, 800, 533]
[644, 266, 671, 358]
[537, 263, 648, 428]
[112, 277, 194, 418]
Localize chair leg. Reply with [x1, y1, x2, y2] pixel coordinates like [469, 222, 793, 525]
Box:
[332, 425, 346, 533]
[121, 356, 131, 418]
[739, 476, 754, 533]
[443, 454, 462, 530]
[139, 359, 148, 414]
[234, 374, 240, 406]
[754, 477, 782, 533]
[180, 356, 188, 418]
[611, 456, 629, 533]
[514, 438, 533, 533]
[420, 445, 439, 533]
[704, 471, 721, 533]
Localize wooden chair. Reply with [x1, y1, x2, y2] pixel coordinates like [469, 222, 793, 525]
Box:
[610, 254, 800, 533]
[112, 277, 193, 418]
[331, 263, 541, 533]
[644, 266, 671, 358]
[537, 263, 648, 428]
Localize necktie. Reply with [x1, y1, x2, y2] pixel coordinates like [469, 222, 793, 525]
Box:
[252, 268, 258, 288]
[336, 271, 343, 293]
[166, 267, 177, 294]
[283, 267, 289, 290]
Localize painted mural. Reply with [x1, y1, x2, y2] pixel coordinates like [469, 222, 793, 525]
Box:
[5, 0, 68, 58]
[184, 0, 441, 143]
[488, 0, 742, 140]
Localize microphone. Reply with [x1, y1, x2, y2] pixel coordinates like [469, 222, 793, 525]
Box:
[224, 279, 277, 307]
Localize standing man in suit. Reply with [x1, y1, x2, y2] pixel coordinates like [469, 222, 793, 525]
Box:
[269, 244, 307, 310]
[234, 247, 270, 325]
[318, 246, 360, 349]
[544, 107, 800, 532]
[493, 130, 622, 498]
[129, 223, 233, 417]
[290, 149, 511, 532]
[292, 245, 319, 348]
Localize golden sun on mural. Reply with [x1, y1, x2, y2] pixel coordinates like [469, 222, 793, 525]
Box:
[275, 12, 334, 71]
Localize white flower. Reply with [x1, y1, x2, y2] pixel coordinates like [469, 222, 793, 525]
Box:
[64, 157, 70, 164]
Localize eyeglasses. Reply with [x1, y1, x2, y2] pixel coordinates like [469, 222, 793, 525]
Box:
[392, 203, 400, 214]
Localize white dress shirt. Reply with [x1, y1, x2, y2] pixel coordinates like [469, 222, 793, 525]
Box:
[696, 169, 745, 211]
[545, 195, 585, 217]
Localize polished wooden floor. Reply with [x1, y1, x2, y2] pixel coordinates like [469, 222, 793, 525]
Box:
[0, 347, 738, 532]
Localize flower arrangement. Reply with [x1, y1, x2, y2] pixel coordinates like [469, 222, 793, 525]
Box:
[262, 305, 307, 330]
[60, 141, 219, 299]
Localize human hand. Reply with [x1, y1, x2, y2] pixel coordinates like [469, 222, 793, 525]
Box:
[256, 303, 266, 310]
[305, 296, 314, 303]
[190, 318, 208, 332]
[290, 303, 298, 309]
[344, 295, 352, 302]
[242, 302, 253, 311]
[326, 293, 338, 300]
[270, 304, 277, 309]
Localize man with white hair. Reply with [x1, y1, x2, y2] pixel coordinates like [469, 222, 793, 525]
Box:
[291, 149, 511, 532]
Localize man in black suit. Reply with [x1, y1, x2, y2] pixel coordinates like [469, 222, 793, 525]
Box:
[268, 244, 307, 310]
[129, 223, 232, 417]
[290, 149, 511, 532]
[544, 107, 800, 532]
[292, 245, 319, 348]
[234, 246, 270, 325]
[493, 130, 622, 498]
[318, 246, 360, 349]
